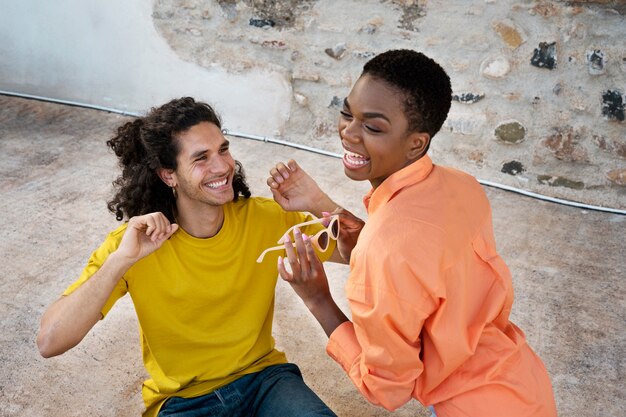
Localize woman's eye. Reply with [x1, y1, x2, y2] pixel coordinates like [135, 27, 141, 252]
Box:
[365, 125, 382, 133]
[339, 110, 352, 119]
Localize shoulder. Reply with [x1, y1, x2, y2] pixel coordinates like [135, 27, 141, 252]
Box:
[229, 197, 311, 227]
[432, 165, 486, 201]
[230, 196, 283, 217]
[107, 222, 129, 243]
[87, 222, 128, 256]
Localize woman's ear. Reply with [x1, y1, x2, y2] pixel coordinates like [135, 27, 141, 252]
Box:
[407, 132, 431, 160]
[157, 168, 176, 188]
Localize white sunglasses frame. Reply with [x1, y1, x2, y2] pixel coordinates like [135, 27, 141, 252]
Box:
[256, 215, 340, 263]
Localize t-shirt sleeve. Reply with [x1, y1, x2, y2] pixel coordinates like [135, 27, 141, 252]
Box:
[62, 228, 128, 318]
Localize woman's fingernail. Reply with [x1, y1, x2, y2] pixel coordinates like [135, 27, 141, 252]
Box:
[302, 234, 309, 241]
[294, 227, 301, 235]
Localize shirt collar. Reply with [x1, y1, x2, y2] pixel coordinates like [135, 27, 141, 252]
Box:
[363, 154, 434, 214]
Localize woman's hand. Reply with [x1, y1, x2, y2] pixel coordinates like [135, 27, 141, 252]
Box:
[267, 159, 332, 214]
[325, 208, 365, 263]
[277, 227, 349, 337]
[278, 227, 332, 309]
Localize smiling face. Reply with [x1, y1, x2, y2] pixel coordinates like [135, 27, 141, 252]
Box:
[338, 74, 430, 189]
[167, 121, 235, 210]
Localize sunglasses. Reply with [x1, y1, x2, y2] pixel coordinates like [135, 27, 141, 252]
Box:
[256, 215, 340, 263]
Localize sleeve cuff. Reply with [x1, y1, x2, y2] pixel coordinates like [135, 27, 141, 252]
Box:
[326, 320, 361, 371]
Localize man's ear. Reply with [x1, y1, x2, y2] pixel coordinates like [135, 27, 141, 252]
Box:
[157, 168, 176, 188]
[406, 132, 431, 160]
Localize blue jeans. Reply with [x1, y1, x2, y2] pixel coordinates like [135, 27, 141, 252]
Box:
[158, 363, 336, 417]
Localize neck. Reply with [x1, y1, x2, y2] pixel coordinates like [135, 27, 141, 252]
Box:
[175, 201, 226, 239]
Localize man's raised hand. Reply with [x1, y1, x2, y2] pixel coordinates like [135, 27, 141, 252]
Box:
[117, 212, 178, 262]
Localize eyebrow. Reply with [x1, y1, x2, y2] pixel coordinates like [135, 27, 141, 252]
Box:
[189, 139, 230, 160]
[343, 98, 391, 124]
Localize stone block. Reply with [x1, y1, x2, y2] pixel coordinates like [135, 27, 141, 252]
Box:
[593, 135, 626, 158]
[480, 55, 511, 79]
[452, 92, 485, 104]
[537, 175, 585, 189]
[324, 43, 346, 60]
[294, 92, 308, 106]
[292, 70, 320, 82]
[328, 96, 342, 109]
[261, 40, 287, 49]
[531, 42, 557, 70]
[606, 168, 626, 186]
[586, 49, 606, 75]
[501, 160, 525, 175]
[468, 150, 485, 166]
[542, 126, 589, 162]
[494, 121, 526, 144]
[601, 90, 625, 121]
[444, 112, 486, 135]
[492, 19, 526, 49]
[249, 18, 275, 28]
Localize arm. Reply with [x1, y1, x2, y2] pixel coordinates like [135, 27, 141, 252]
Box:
[327, 256, 436, 411]
[277, 227, 349, 337]
[267, 159, 338, 216]
[36, 213, 178, 358]
[268, 159, 365, 263]
[282, 225, 437, 410]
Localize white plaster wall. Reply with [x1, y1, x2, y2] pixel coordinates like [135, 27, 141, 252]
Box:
[0, 0, 291, 135]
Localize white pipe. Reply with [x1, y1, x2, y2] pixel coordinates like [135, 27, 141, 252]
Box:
[2, 91, 625, 216]
[0, 90, 141, 117]
[221, 129, 343, 158]
[224, 129, 626, 216]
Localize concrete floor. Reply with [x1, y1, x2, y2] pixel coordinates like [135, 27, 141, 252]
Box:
[0, 95, 624, 416]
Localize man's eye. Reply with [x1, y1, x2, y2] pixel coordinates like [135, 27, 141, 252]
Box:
[219, 147, 229, 154]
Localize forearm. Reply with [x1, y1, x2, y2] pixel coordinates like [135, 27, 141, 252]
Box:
[304, 191, 341, 218]
[37, 252, 133, 357]
[305, 296, 350, 338]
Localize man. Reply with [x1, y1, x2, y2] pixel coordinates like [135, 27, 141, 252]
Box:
[37, 97, 341, 417]
[268, 50, 558, 417]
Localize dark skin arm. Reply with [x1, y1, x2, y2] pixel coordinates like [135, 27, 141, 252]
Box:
[267, 159, 365, 263]
[277, 227, 349, 337]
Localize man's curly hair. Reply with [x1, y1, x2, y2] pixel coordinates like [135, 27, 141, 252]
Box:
[362, 49, 452, 152]
[106, 97, 251, 222]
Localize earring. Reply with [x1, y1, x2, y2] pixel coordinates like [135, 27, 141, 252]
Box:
[171, 185, 177, 198]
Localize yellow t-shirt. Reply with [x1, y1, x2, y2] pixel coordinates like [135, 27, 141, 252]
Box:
[64, 197, 334, 416]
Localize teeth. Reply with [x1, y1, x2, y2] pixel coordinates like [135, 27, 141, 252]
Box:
[345, 150, 367, 159]
[206, 178, 227, 188]
[344, 149, 370, 166]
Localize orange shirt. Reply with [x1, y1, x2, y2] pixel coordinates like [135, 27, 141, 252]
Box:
[326, 155, 557, 417]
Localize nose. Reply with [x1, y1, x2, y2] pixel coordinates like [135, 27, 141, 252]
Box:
[339, 119, 360, 144]
[208, 153, 231, 174]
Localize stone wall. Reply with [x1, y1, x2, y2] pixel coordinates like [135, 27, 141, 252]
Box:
[153, 0, 625, 209]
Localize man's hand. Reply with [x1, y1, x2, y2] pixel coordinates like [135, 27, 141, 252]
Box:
[267, 159, 332, 215]
[117, 212, 178, 262]
[37, 212, 178, 358]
